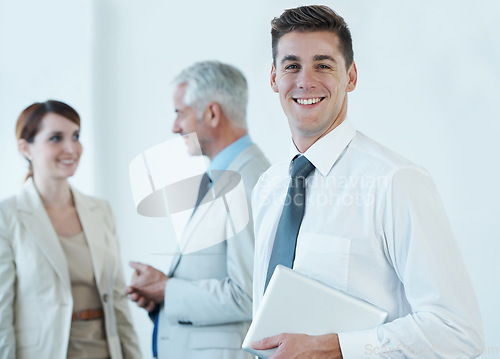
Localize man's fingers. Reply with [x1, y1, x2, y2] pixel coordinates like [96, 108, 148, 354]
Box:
[129, 261, 148, 273]
[251, 334, 282, 350]
[145, 300, 156, 312]
[128, 291, 140, 302]
[136, 296, 149, 308]
[123, 286, 134, 295]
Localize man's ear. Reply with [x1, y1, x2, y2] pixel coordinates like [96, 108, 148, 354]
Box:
[346, 61, 358, 92]
[18, 139, 32, 160]
[204, 102, 222, 128]
[270, 64, 279, 93]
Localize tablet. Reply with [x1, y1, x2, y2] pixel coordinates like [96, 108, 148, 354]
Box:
[242, 265, 388, 358]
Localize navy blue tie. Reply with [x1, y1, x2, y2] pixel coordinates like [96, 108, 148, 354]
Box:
[264, 155, 315, 292]
[151, 307, 159, 357]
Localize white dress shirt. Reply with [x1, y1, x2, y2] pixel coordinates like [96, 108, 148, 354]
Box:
[252, 119, 484, 358]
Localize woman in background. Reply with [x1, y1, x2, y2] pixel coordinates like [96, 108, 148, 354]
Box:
[0, 100, 142, 359]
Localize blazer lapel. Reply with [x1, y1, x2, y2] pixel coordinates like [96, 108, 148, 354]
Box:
[178, 169, 241, 253]
[167, 185, 217, 275]
[168, 145, 260, 275]
[181, 191, 217, 247]
[168, 174, 221, 275]
[17, 180, 71, 290]
[72, 187, 106, 288]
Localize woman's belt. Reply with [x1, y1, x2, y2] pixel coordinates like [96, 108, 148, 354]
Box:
[72, 308, 104, 321]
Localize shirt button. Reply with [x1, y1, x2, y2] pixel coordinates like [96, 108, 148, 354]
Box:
[103, 294, 108, 303]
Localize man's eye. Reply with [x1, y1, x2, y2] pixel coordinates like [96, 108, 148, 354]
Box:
[73, 133, 80, 141]
[49, 135, 61, 142]
[318, 64, 331, 69]
[285, 64, 299, 70]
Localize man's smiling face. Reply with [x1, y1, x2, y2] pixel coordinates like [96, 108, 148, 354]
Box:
[271, 30, 357, 151]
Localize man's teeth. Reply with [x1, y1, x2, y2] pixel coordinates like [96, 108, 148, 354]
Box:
[296, 98, 322, 105]
[60, 160, 74, 164]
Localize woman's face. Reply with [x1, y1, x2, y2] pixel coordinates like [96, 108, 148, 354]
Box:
[22, 113, 82, 181]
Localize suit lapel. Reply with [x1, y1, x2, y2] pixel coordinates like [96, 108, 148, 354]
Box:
[168, 144, 260, 276]
[167, 172, 207, 275]
[17, 180, 71, 290]
[176, 169, 242, 252]
[72, 187, 106, 288]
[167, 251, 182, 277]
[168, 172, 221, 275]
[167, 181, 218, 275]
[181, 188, 218, 246]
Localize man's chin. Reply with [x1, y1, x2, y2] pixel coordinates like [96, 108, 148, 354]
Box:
[187, 146, 203, 157]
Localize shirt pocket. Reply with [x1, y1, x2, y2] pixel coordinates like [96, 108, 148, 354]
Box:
[293, 233, 351, 291]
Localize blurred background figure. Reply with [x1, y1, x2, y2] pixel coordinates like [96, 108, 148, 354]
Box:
[125, 61, 270, 359]
[0, 100, 142, 358]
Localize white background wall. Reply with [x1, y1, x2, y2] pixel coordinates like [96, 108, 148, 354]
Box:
[1, 0, 499, 357]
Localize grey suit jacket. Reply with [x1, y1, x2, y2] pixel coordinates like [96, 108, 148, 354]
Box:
[0, 180, 141, 359]
[156, 143, 270, 359]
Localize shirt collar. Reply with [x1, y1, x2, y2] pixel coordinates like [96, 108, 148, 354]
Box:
[288, 118, 356, 177]
[208, 134, 252, 174]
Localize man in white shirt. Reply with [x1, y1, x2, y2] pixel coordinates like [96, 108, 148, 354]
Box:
[251, 5, 484, 358]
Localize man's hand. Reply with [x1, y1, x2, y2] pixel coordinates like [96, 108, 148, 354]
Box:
[124, 261, 168, 311]
[251, 333, 343, 359]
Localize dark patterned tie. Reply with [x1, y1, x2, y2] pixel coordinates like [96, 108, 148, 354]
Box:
[264, 155, 315, 292]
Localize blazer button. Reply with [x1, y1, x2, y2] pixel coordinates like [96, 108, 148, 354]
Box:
[103, 294, 108, 303]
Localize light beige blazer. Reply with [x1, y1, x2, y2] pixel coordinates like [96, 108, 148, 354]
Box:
[0, 180, 141, 359]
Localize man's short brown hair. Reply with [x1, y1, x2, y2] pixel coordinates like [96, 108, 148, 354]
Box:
[271, 5, 354, 69]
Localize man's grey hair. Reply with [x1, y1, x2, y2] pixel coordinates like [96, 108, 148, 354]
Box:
[174, 61, 248, 129]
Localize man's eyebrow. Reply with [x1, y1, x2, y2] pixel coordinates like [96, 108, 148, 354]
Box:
[314, 55, 336, 63]
[281, 55, 300, 64]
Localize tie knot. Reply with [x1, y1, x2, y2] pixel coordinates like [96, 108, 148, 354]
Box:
[291, 155, 315, 179]
[201, 172, 212, 187]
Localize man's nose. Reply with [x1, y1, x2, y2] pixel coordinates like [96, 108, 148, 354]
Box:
[172, 118, 182, 134]
[297, 67, 317, 90]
